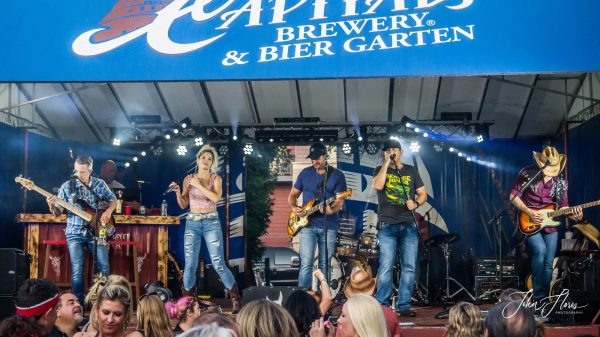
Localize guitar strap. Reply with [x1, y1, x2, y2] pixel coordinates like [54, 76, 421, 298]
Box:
[317, 165, 334, 202]
[69, 176, 79, 203]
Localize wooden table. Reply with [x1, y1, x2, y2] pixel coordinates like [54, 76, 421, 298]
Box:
[16, 214, 179, 289]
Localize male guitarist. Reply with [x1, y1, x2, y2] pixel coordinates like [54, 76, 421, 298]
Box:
[46, 155, 117, 304]
[289, 142, 347, 289]
[510, 146, 582, 301]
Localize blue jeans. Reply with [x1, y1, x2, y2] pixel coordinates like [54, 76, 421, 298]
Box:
[66, 230, 110, 304]
[183, 216, 236, 291]
[298, 227, 337, 288]
[526, 231, 558, 299]
[375, 222, 419, 312]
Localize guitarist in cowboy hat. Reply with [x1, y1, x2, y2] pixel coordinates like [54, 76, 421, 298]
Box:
[509, 146, 582, 301]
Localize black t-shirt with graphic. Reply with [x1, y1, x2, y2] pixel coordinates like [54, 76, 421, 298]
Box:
[375, 164, 424, 225]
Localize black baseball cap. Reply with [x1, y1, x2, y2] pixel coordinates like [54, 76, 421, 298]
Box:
[382, 139, 402, 150]
[306, 143, 327, 160]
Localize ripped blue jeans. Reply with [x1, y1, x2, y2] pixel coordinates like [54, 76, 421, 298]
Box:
[183, 215, 236, 291]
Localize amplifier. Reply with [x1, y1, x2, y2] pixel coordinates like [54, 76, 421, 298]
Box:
[474, 276, 519, 298]
[474, 257, 517, 277]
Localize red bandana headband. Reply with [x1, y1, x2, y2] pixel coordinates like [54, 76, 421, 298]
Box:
[15, 294, 60, 317]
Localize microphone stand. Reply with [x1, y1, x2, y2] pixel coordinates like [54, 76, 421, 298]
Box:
[321, 162, 330, 286]
[391, 157, 422, 242]
[487, 161, 548, 293]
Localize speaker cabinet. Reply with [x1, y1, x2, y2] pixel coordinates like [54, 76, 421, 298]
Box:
[0, 248, 30, 295]
[242, 286, 303, 305]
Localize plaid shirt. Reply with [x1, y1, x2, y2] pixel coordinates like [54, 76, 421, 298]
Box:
[56, 176, 116, 235]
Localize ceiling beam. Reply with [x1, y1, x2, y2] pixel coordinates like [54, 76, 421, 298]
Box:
[432, 77, 442, 120]
[154, 82, 176, 123]
[246, 81, 261, 123]
[199, 82, 219, 123]
[554, 74, 587, 137]
[60, 83, 105, 143]
[513, 75, 539, 138]
[295, 80, 304, 118]
[107, 83, 132, 124]
[387, 78, 395, 121]
[16, 83, 61, 140]
[343, 79, 348, 123]
[476, 77, 490, 121]
[0, 83, 106, 113]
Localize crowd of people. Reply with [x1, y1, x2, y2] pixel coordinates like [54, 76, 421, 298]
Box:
[0, 273, 545, 337]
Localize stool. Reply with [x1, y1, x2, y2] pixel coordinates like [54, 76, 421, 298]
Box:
[42, 240, 71, 288]
[108, 241, 141, 302]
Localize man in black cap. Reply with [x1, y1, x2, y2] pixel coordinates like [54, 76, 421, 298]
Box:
[373, 139, 427, 317]
[288, 142, 348, 289]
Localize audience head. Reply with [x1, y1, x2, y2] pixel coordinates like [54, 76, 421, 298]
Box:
[484, 301, 536, 337]
[0, 278, 60, 336]
[179, 323, 237, 337]
[498, 288, 526, 302]
[86, 274, 133, 331]
[283, 290, 321, 337]
[55, 291, 84, 328]
[337, 294, 387, 337]
[94, 284, 132, 335]
[193, 313, 239, 335]
[99, 160, 118, 182]
[166, 296, 201, 323]
[137, 294, 172, 337]
[237, 299, 299, 337]
[446, 301, 483, 337]
[343, 267, 376, 297]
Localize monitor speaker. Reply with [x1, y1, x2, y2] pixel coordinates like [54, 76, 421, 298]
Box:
[0, 248, 30, 295]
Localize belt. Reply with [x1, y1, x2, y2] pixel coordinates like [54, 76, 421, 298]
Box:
[187, 212, 218, 220]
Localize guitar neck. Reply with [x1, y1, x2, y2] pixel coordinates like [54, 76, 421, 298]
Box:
[549, 199, 600, 217]
[306, 195, 337, 216]
[31, 186, 91, 222]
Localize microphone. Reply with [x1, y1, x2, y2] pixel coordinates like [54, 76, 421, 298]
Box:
[137, 180, 150, 184]
[163, 181, 180, 195]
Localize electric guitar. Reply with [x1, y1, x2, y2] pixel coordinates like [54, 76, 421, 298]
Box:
[287, 189, 353, 237]
[15, 177, 116, 242]
[518, 200, 600, 235]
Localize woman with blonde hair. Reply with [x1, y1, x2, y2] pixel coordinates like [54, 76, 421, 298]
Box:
[166, 296, 202, 335]
[320, 294, 388, 337]
[445, 301, 483, 337]
[237, 299, 299, 337]
[82, 274, 134, 334]
[74, 284, 142, 337]
[137, 294, 173, 337]
[169, 144, 241, 313]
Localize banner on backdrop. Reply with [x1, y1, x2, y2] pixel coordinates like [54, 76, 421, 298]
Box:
[2, 0, 600, 81]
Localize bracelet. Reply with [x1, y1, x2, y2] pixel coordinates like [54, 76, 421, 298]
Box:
[320, 279, 327, 283]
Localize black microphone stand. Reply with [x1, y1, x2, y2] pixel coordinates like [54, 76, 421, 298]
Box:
[321, 162, 330, 285]
[487, 161, 548, 293]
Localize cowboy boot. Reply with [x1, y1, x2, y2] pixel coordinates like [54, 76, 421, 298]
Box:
[228, 284, 241, 314]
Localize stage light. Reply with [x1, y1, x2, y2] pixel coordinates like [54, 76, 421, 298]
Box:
[133, 156, 138, 162]
[173, 129, 179, 135]
[358, 136, 363, 141]
[112, 138, 121, 146]
[458, 152, 464, 157]
[124, 162, 130, 168]
[165, 134, 171, 140]
[269, 138, 274, 143]
[219, 145, 229, 156]
[466, 157, 472, 161]
[194, 137, 203, 146]
[177, 145, 188, 156]
[409, 142, 420, 153]
[449, 147, 455, 152]
[180, 117, 191, 129]
[434, 144, 443, 152]
[405, 122, 412, 128]
[414, 127, 420, 133]
[477, 135, 484, 143]
[319, 138, 324, 142]
[141, 151, 147, 157]
[423, 132, 429, 138]
[342, 143, 352, 155]
[365, 143, 378, 155]
[233, 135, 238, 141]
[243, 144, 254, 155]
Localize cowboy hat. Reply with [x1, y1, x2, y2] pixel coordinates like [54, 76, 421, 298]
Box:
[533, 146, 566, 177]
[574, 223, 599, 248]
[344, 267, 377, 297]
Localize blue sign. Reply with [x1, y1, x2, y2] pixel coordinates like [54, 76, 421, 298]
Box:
[2, 0, 599, 81]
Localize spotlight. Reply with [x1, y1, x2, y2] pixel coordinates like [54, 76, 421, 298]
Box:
[409, 142, 420, 153]
[423, 132, 429, 138]
[112, 138, 121, 146]
[151, 145, 163, 156]
[165, 134, 171, 140]
[477, 135, 484, 143]
[173, 129, 179, 135]
[243, 144, 254, 155]
[133, 156, 139, 162]
[449, 147, 455, 152]
[180, 117, 191, 129]
[219, 145, 229, 156]
[342, 143, 352, 155]
[365, 143, 378, 155]
[233, 135, 238, 141]
[177, 145, 188, 156]
[405, 122, 412, 128]
[195, 137, 203, 146]
[458, 152, 464, 157]
[433, 144, 443, 152]
[466, 157, 472, 161]
[124, 162, 130, 168]
[141, 151, 147, 156]
[319, 138, 324, 142]
[358, 136, 363, 142]
[414, 127, 420, 133]
[269, 138, 274, 143]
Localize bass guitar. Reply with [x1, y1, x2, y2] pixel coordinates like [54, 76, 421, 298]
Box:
[288, 189, 353, 237]
[15, 177, 116, 242]
[518, 200, 600, 235]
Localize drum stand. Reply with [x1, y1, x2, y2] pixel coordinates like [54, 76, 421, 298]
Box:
[437, 242, 476, 303]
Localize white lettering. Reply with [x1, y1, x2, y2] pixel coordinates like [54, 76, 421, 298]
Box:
[219, 0, 263, 29]
[365, 0, 385, 15]
[276, 27, 296, 42]
[431, 28, 451, 43]
[312, 0, 328, 20]
[272, 0, 308, 24]
[452, 25, 475, 40]
[258, 41, 334, 62]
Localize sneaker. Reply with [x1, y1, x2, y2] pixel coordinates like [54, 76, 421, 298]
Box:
[397, 310, 417, 317]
